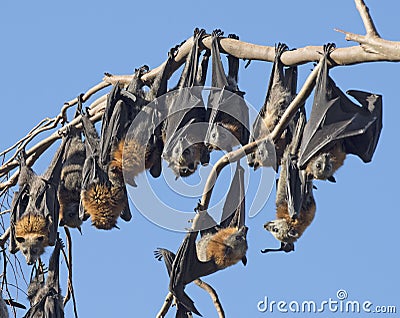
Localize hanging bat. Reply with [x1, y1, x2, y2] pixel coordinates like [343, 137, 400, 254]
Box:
[298, 43, 383, 182]
[262, 109, 316, 253]
[9, 138, 67, 265]
[122, 51, 175, 186]
[24, 237, 64, 318]
[79, 93, 132, 230]
[248, 43, 298, 171]
[155, 162, 248, 316]
[58, 121, 86, 232]
[162, 28, 210, 178]
[0, 289, 8, 318]
[205, 30, 250, 152]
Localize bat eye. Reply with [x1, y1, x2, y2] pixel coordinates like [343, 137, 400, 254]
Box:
[183, 148, 190, 156]
[211, 133, 216, 139]
[273, 227, 279, 233]
[326, 164, 332, 171]
[37, 236, 45, 242]
[316, 163, 322, 169]
[181, 168, 189, 175]
[235, 235, 244, 241]
[23, 249, 28, 254]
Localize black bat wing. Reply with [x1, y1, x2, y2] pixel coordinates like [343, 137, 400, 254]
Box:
[41, 136, 68, 246]
[220, 162, 245, 229]
[335, 89, 382, 163]
[9, 187, 29, 254]
[154, 248, 176, 277]
[169, 230, 219, 316]
[286, 109, 307, 218]
[298, 43, 382, 167]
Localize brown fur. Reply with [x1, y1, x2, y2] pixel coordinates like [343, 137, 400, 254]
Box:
[205, 227, 247, 269]
[81, 183, 126, 230]
[113, 138, 147, 182]
[15, 214, 49, 240]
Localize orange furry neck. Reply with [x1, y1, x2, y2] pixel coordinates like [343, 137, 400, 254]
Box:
[206, 227, 243, 269]
[15, 214, 49, 237]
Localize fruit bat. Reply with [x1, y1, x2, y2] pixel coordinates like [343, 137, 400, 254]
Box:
[79, 93, 132, 230]
[205, 30, 250, 152]
[298, 43, 383, 182]
[262, 109, 316, 253]
[162, 28, 210, 178]
[248, 43, 298, 171]
[155, 162, 248, 316]
[24, 237, 64, 318]
[58, 112, 86, 231]
[122, 51, 175, 186]
[9, 138, 67, 265]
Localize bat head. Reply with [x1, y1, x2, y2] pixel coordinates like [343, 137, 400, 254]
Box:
[250, 138, 277, 170]
[15, 214, 49, 265]
[264, 219, 299, 244]
[306, 152, 334, 180]
[15, 234, 48, 265]
[224, 226, 249, 260]
[205, 123, 239, 152]
[59, 202, 83, 230]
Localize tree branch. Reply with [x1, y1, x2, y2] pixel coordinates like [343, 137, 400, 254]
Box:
[194, 279, 225, 318]
[156, 292, 174, 318]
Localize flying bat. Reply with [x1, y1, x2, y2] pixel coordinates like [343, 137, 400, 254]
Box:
[9, 137, 67, 265]
[24, 237, 64, 318]
[248, 43, 298, 171]
[155, 161, 248, 316]
[298, 43, 383, 182]
[162, 28, 210, 178]
[263, 109, 316, 253]
[205, 30, 250, 152]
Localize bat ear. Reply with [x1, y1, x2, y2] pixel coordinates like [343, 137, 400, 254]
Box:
[327, 175, 336, 183]
[200, 147, 210, 166]
[241, 255, 248, 266]
[77, 226, 82, 235]
[16, 237, 25, 243]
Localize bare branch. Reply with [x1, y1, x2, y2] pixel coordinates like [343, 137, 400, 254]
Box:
[355, 0, 380, 37]
[194, 279, 225, 318]
[156, 292, 174, 318]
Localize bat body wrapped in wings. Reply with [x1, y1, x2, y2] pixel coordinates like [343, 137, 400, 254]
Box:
[162, 28, 210, 178]
[248, 43, 298, 171]
[155, 162, 248, 316]
[298, 43, 383, 182]
[122, 53, 174, 186]
[58, 124, 86, 231]
[24, 238, 64, 318]
[79, 93, 132, 230]
[263, 109, 316, 253]
[205, 30, 249, 152]
[9, 138, 67, 264]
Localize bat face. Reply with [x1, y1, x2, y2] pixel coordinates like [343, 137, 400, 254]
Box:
[250, 138, 277, 170]
[206, 123, 240, 152]
[166, 142, 202, 178]
[306, 153, 334, 180]
[203, 226, 248, 269]
[58, 201, 81, 229]
[305, 142, 346, 181]
[264, 219, 299, 244]
[15, 233, 48, 265]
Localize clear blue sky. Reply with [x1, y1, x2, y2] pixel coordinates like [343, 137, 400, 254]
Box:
[0, 1, 399, 317]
